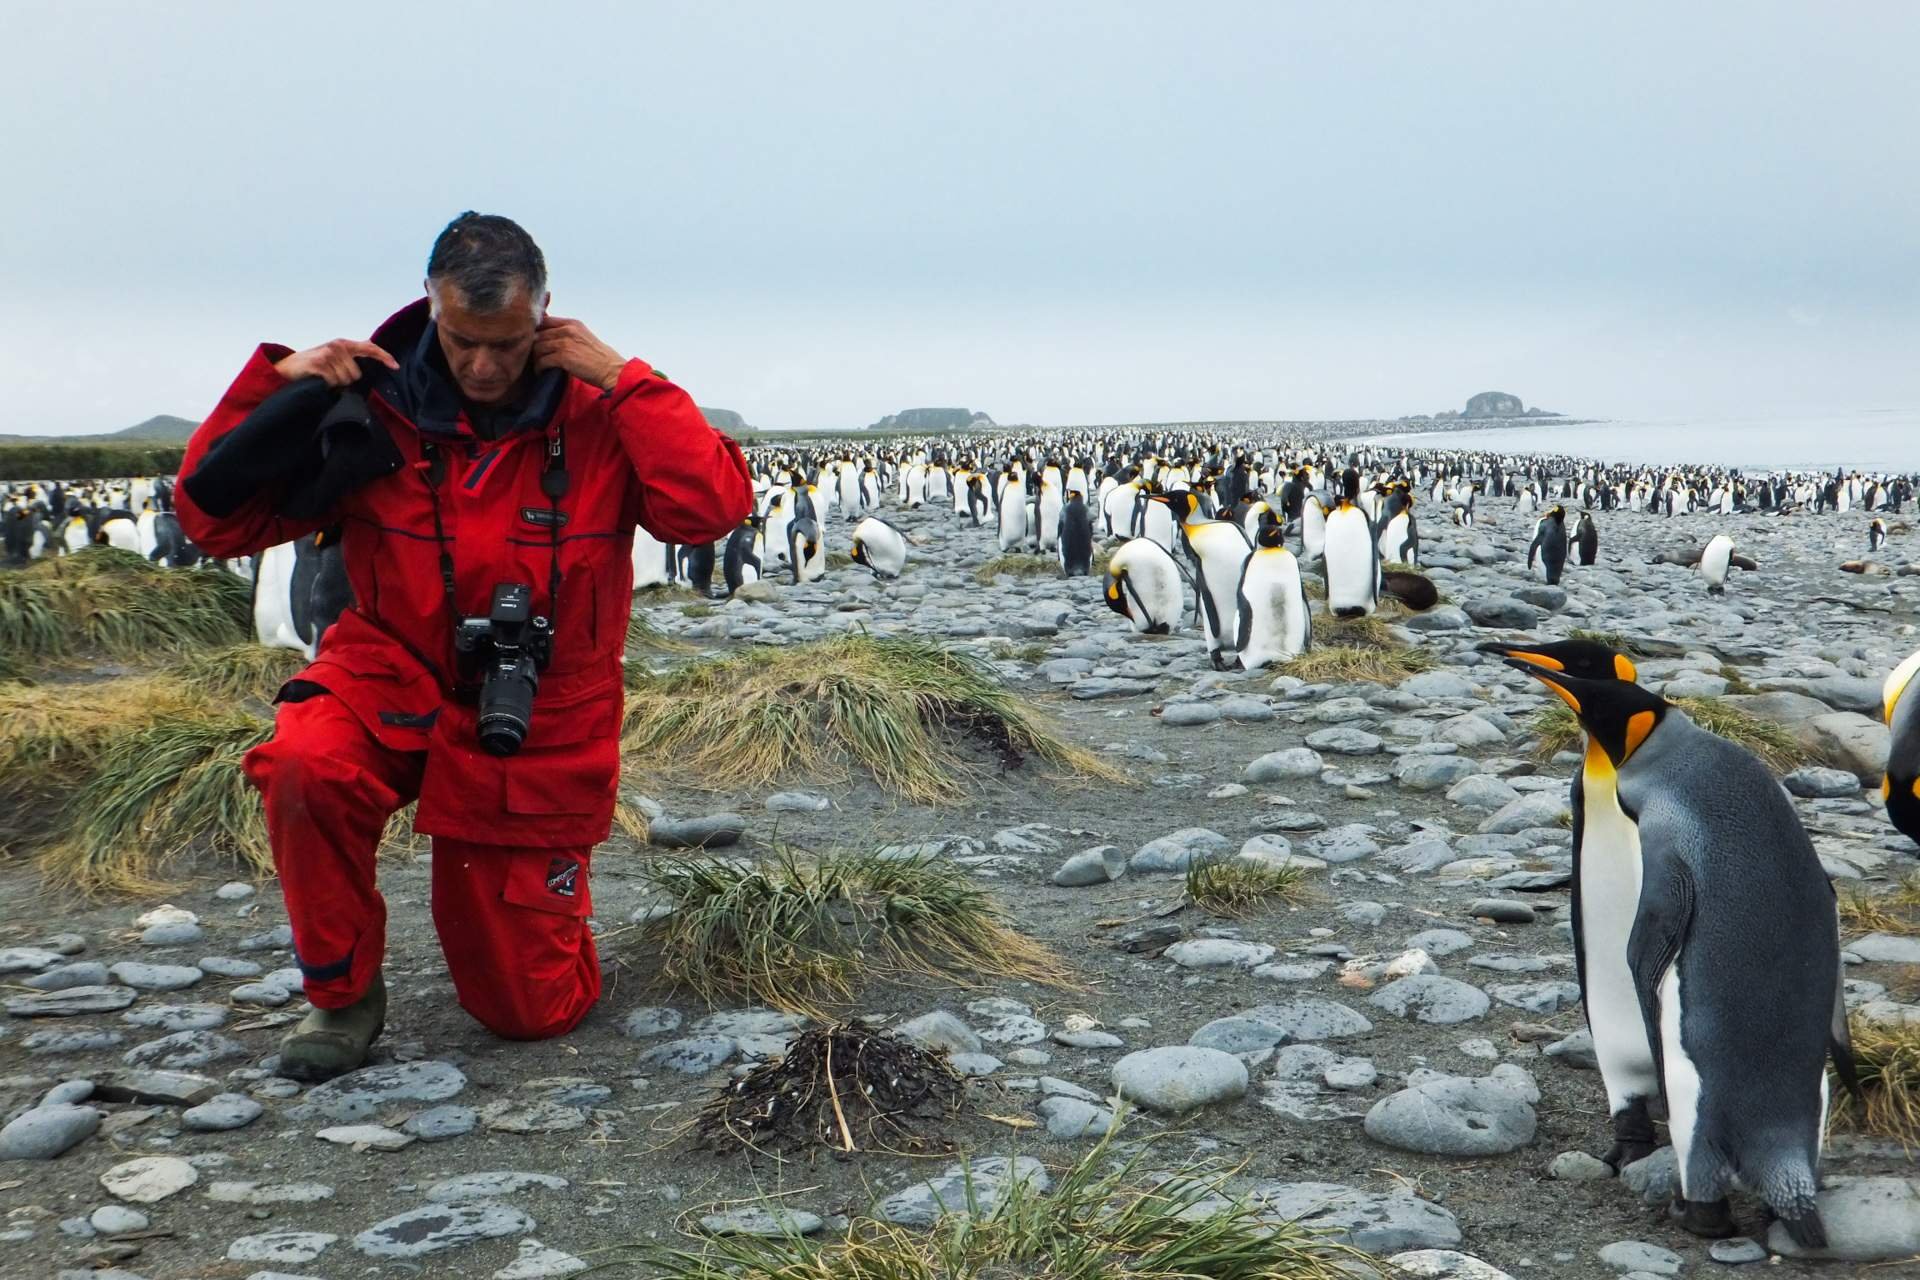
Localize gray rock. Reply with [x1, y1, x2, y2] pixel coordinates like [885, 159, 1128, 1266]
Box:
[106, 962, 202, 991]
[1620, 1148, 1679, 1204]
[4, 985, 137, 1017]
[1514, 585, 1568, 611]
[0, 946, 64, 973]
[99, 1154, 198, 1202]
[616, 1007, 683, 1039]
[403, 1105, 478, 1141]
[1405, 605, 1472, 632]
[1247, 1181, 1462, 1253]
[236, 924, 294, 951]
[1162, 700, 1224, 726]
[1479, 793, 1567, 834]
[122, 1029, 246, 1070]
[1131, 827, 1230, 873]
[1389, 1249, 1517, 1280]
[1403, 671, 1478, 699]
[425, 1170, 568, 1201]
[1397, 756, 1482, 791]
[89, 1068, 221, 1107]
[893, 1010, 982, 1055]
[699, 1205, 825, 1236]
[1463, 596, 1544, 629]
[1189, 1015, 1294, 1056]
[650, 813, 747, 848]
[1489, 981, 1583, 1014]
[1306, 726, 1385, 756]
[1407, 928, 1474, 957]
[876, 1156, 1051, 1227]
[1241, 998, 1373, 1041]
[1037, 1096, 1115, 1138]
[1782, 767, 1863, 798]
[1469, 899, 1537, 924]
[23, 1029, 124, 1054]
[1370, 975, 1491, 1025]
[230, 982, 293, 1006]
[1764, 1176, 1920, 1260]
[1549, 1151, 1614, 1181]
[1246, 748, 1326, 781]
[1708, 1238, 1767, 1264]
[1545, 1028, 1599, 1070]
[0, 1104, 100, 1159]
[195, 956, 261, 978]
[1324, 1057, 1378, 1090]
[1165, 939, 1275, 970]
[1447, 775, 1523, 813]
[1598, 1241, 1684, 1275]
[1364, 1073, 1538, 1156]
[214, 880, 256, 900]
[1110, 1046, 1249, 1114]
[139, 921, 204, 946]
[226, 1230, 338, 1264]
[295, 1060, 467, 1123]
[1433, 714, 1508, 749]
[22, 961, 111, 992]
[41, 1080, 94, 1106]
[635, 1035, 735, 1073]
[1052, 845, 1128, 887]
[122, 1003, 227, 1031]
[765, 791, 832, 812]
[353, 1203, 535, 1258]
[183, 1094, 263, 1131]
[1848, 934, 1920, 965]
[88, 1205, 148, 1234]
[1311, 825, 1383, 862]
[1794, 712, 1889, 783]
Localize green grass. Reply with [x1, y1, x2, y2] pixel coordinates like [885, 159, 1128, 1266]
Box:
[638, 848, 1072, 1018]
[1185, 857, 1313, 916]
[171, 644, 308, 703]
[972, 553, 1065, 584]
[0, 548, 250, 663]
[1528, 696, 1809, 770]
[680, 602, 716, 618]
[1833, 1014, 1920, 1147]
[625, 1125, 1374, 1280]
[622, 632, 1120, 804]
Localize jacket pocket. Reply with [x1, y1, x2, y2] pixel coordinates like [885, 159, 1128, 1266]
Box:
[501, 851, 593, 918]
[500, 687, 620, 817]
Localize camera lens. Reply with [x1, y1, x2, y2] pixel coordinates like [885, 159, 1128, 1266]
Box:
[476, 653, 538, 757]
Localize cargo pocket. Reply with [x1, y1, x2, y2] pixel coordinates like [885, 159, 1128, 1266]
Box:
[501, 851, 593, 918]
[500, 689, 620, 817]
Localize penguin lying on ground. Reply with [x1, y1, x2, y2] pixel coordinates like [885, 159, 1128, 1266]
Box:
[1885, 646, 1920, 848]
[1490, 639, 1854, 1245]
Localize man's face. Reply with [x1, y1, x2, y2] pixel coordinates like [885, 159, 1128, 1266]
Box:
[431, 284, 545, 406]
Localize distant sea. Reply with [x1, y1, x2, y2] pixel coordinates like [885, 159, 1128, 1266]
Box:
[1360, 408, 1919, 474]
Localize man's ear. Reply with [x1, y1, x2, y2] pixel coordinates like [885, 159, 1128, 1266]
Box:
[537, 290, 552, 324]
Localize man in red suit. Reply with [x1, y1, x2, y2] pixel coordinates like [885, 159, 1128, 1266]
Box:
[176, 212, 753, 1079]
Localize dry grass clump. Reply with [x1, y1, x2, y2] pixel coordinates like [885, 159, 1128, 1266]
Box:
[627, 609, 694, 654]
[1280, 612, 1436, 685]
[171, 644, 307, 703]
[695, 1022, 968, 1156]
[0, 547, 250, 662]
[1838, 874, 1920, 938]
[1528, 696, 1807, 771]
[1186, 857, 1314, 917]
[1831, 1014, 1920, 1146]
[638, 848, 1072, 1019]
[972, 553, 1061, 584]
[622, 632, 1119, 804]
[631, 1129, 1374, 1280]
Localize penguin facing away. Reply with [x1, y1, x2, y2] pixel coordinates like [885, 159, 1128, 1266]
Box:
[1494, 644, 1849, 1246]
[1529, 505, 1569, 585]
[1057, 490, 1095, 577]
[1103, 537, 1185, 635]
[722, 516, 764, 595]
[1574, 511, 1599, 566]
[1884, 646, 1920, 848]
[1233, 522, 1312, 672]
[787, 516, 826, 584]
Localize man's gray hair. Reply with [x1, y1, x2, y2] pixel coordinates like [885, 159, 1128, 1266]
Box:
[425, 211, 547, 319]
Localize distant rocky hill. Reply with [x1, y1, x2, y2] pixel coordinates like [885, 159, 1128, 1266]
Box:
[868, 407, 997, 432]
[700, 407, 749, 433]
[0, 414, 199, 446]
[1399, 392, 1562, 426]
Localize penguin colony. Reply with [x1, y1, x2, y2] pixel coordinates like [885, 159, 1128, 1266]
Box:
[8, 430, 1920, 1251]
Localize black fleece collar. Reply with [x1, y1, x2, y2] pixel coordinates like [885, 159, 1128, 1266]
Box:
[363, 298, 567, 443]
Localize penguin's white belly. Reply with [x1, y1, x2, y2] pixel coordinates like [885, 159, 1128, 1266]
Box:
[1658, 954, 1705, 1190]
[1580, 779, 1660, 1109]
[1323, 510, 1377, 615]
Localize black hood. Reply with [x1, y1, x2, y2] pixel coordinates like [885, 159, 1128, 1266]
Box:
[363, 298, 567, 442]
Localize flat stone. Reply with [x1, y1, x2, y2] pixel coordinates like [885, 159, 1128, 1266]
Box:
[100, 1155, 198, 1203]
[231, 982, 293, 1006]
[765, 791, 832, 812]
[295, 1061, 467, 1122]
[1036, 1095, 1115, 1138]
[875, 1156, 1051, 1227]
[1391, 1249, 1518, 1280]
[140, 920, 204, 946]
[1468, 899, 1537, 924]
[106, 962, 202, 991]
[1765, 1176, 1920, 1260]
[698, 1206, 826, 1236]
[1165, 939, 1275, 970]
[1708, 1237, 1768, 1264]
[1489, 981, 1583, 1014]
[1247, 1181, 1462, 1253]
[480, 1099, 586, 1134]
[0, 1104, 100, 1159]
[495, 1237, 591, 1278]
[1246, 748, 1326, 782]
[184, 1094, 263, 1131]
[0, 946, 65, 973]
[404, 1105, 479, 1141]
[236, 925, 294, 951]
[317, 1124, 415, 1151]
[206, 1180, 337, 1204]
[23, 1029, 124, 1054]
[1310, 824, 1382, 862]
[636, 1035, 735, 1073]
[1364, 1073, 1538, 1156]
[1849, 934, 1920, 965]
[1479, 793, 1567, 835]
[1162, 700, 1224, 726]
[1545, 1028, 1599, 1070]
[1110, 1046, 1249, 1114]
[1370, 975, 1491, 1025]
[1131, 827, 1230, 873]
[227, 1231, 338, 1264]
[616, 1006, 683, 1039]
[1549, 1151, 1614, 1180]
[90, 1069, 222, 1107]
[1306, 726, 1384, 755]
[1621, 1148, 1680, 1204]
[123, 1029, 246, 1070]
[22, 961, 111, 991]
[353, 1203, 536, 1258]
[122, 1003, 227, 1031]
[426, 1170, 569, 1202]
[1598, 1241, 1684, 1275]
[1241, 998, 1373, 1041]
[1052, 845, 1129, 886]
[650, 813, 747, 848]
[88, 1205, 148, 1234]
[5, 985, 137, 1017]
[196, 956, 262, 978]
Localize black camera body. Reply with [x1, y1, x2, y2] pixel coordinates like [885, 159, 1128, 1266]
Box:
[454, 583, 554, 757]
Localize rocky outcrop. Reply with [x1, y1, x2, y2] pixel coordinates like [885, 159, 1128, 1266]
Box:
[1463, 392, 1525, 419]
[869, 408, 996, 432]
[699, 408, 748, 433]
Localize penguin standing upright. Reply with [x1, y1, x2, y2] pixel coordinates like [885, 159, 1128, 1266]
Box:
[1153, 490, 1252, 670]
[787, 517, 825, 584]
[1868, 518, 1887, 552]
[1529, 505, 1569, 585]
[1574, 511, 1599, 566]
[1699, 533, 1735, 594]
[1320, 475, 1379, 618]
[996, 486, 1029, 552]
[1299, 493, 1329, 560]
[1884, 646, 1920, 848]
[849, 516, 908, 580]
[677, 542, 717, 597]
[1376, 492, 1419, 565]
[722, 516, 764, 594]
[1103, 538, 1185, 634]
[1233, 523, 1312, 671]
[1057, 490, 1094, 577]
[1492, 644, 1851, 1246]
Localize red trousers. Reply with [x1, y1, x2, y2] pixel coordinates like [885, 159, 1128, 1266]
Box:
[243, 694, 601, 1040]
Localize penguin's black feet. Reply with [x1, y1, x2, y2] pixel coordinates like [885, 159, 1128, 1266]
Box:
[1209, 651, 1229, 672]
[1603, 1138, 1659, 1171]
[1603, 1101, 1658, 1171]
[1669, 1196, 1737, 1239]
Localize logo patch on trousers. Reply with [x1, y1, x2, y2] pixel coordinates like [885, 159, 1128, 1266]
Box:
[546, 858, 580, 898]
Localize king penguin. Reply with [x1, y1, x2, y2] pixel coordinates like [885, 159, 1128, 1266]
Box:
[1233, 522, 1312, 671]
[722, 515, 764, 595]
[1574, 510, 1599, 566]
[1868, 517, 1888, 553]
[1104, 537, 1186, 634]
[849, 515, 908, 580]
[1884, 646, 1920, 848]
[1153, 489, 1252, 670]
[1321, 474, 1380, 618]
[1528, 505, 1569, 585]
[1699, 533, 1735, 594]
[996, 484, 1029, 552]
[1491, 642, 1851, 1245]
[1057, 490, 1095, 577]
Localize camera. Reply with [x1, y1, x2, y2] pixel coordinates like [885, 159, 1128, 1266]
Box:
[453, 583, 554, 757]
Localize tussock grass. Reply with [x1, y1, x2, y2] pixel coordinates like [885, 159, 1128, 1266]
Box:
[41, 710, 271, 895]
[639, 848, 1071, 1018]
[0, 548, 249, 662]
[1832, 1015, 1920, 1147]
[171, 644, 307, 703]
[1838, 874, 1920, 938]
[627, 610, 693, 654]
[1090, 544, 1114, 577]
[1280, 612, 1436, 685]
[826, 550, 856, 569]
[0, 678, 205, 814]
[622, 632, 1119, 804]
[1528, 696, 1808, 771]
[972, 552, 1062, 584]
[1186, 857, 1313, 916]
[632, 1127, 1373, 1280]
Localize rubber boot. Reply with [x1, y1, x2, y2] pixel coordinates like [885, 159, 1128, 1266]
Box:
[278, 971, 386, 1083]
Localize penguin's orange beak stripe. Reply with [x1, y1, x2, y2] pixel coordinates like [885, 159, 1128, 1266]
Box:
[1503, 651, 1565, 672]
[1534, 677, 1582, 714]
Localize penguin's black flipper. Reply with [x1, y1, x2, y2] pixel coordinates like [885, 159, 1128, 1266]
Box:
[1829, 971, 1864, 1105]
[1627, 851, 1698, 1095]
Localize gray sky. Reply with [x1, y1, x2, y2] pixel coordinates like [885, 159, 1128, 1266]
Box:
[4, 1, 1917, 434]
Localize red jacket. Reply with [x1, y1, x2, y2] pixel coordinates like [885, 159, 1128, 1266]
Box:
[176, 299, 752, 846]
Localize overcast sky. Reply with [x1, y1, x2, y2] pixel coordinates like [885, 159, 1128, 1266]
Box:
[4, 1, 1917, 434]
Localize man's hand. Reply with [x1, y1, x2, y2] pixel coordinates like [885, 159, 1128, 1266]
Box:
[274, 339, 398, 388]
[534, 316, 626, 392]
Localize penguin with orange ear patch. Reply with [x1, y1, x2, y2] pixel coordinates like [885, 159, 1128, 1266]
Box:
[1483, 638, 1849, 1248]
